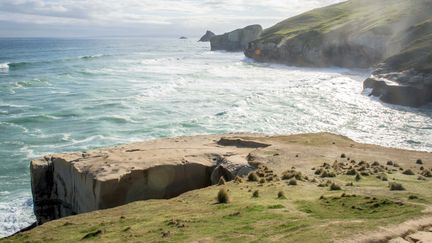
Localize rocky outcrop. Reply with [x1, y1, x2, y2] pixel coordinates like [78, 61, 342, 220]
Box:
[198, 30, 215, 42]
[363, 69, 432, 107]
[210, 25, 262, 52]
[30, 135, 268, 224]
[244, 0, 432, 107]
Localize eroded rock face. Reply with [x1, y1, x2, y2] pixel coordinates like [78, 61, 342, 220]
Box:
[198, 30, 215, 42]
[363, 74, 432, 107]
[30, 135, 269, 224]
[210, 25, 262, 52]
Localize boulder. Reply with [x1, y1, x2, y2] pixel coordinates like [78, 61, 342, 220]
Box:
[210, 25, 262, 52]
[198, 30, 215, 42]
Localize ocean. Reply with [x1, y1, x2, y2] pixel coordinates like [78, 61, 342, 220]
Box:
[0, 37, 431, 237]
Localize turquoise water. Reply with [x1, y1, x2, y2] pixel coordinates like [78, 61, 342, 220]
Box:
[1, 37, 431, 237]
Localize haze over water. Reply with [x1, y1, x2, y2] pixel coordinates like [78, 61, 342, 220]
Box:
[0, 37, 431, 237]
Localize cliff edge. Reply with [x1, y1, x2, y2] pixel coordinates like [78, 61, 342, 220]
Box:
[30, 134, 265, 223]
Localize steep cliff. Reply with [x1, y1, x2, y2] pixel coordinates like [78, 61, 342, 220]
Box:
[211, 25, 262, 52]
[30, 135, 262, 224]
[244, 0, 432, 107]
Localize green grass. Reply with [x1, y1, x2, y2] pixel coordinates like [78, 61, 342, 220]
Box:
[5, 171, 431, 243]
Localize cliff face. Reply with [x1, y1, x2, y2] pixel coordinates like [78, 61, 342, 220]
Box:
[210, 25, 262, 52]
[244, 0, 432, 107]
[30, 135, 263, 224]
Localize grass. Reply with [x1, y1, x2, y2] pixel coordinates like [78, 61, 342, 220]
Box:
[6, 132, 432, 242]
[217, 188, 230, 204]
[6, 173, 429, 243]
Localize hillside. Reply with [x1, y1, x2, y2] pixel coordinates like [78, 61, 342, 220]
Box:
[245, 0, 432, 107]
[4, 133, 432, 242]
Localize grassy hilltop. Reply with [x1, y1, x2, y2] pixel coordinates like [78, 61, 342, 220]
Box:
[4, 133, 432, 242]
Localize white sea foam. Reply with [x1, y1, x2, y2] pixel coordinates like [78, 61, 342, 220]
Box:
[0, 63, 9, 70]
[0, 193, 35, 238]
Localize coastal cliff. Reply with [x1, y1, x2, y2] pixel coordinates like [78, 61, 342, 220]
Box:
[210, 25, 262, 52]
[13, 133, 432, 242]
[244, 0, 432, 107]
[30, 135, 259, 223]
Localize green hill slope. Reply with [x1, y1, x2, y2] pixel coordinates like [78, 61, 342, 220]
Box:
[245, 0, 432, 107]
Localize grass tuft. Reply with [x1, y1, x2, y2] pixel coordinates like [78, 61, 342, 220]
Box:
[217, 188, 231, 204]
[277, 191, 286, 199]
[389, 182, 405, 191]
[248, 172, 259, 182]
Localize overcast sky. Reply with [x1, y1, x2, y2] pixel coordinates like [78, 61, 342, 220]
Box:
[0, 0, 344, 37]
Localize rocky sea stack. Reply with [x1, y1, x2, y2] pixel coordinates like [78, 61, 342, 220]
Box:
[244, 0, 432, 107]
[198, 30, 215, 42]
[211, 24, 262, 52]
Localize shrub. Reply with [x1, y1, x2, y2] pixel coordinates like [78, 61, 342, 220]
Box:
[314, 168, 323, 175]
[259, 178, 266, 184]
[421, 170, 432, 177]
[281, 169, 303, 180]
[234, 176, 243, 183]
[371, 161, 380, 166]
[340, 153, 346, 158]
[355, 173, 362, 181]
[248, 172, 259, 182]
[288, 178, 297, 186]
[346, 168, 357, 176]
[252, 190, 259, 198]
[345, 182, 354, 186]
[277, 191, 286, 199]
[360, 171, 370, 176]
[329, 183, 341, 191]
[416, 159, 423, 165]
[387, 161, 394, 166]
[218, 177, 226, 185]
[408, 195, 418, 200]
[217, 188, 230, 203]
[320, 170, 336, 178]
[389, 182, 405, 191]
[402, 169, 415, 175]
[376, 173, 388, 181]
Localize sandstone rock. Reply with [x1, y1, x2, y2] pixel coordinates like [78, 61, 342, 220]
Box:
[406, 231, 432, 242]
[210, 25, 262, 52]
[31, 135, 269, 224]
[31, 132, 432, 225]
[198, 30, 215, 42]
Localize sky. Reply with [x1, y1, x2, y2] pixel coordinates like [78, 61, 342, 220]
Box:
[0, 0, 344, 38]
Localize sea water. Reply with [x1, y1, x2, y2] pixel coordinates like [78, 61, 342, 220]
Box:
[0, 37, 431, 237]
